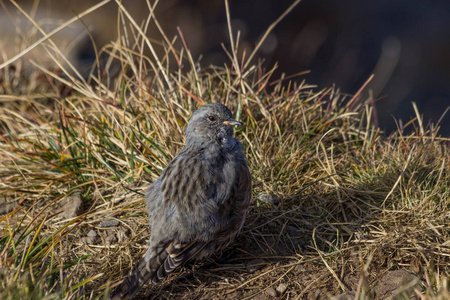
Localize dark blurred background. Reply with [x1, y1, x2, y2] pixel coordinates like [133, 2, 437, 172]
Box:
[2, 0, 450, 135]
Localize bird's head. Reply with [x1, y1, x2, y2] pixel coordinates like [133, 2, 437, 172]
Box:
[185, 103, 241, 147]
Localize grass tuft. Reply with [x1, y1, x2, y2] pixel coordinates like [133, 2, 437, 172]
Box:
[1, 1, 449, 299]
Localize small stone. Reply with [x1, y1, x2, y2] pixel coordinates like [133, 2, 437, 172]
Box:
[374, 270, 419, 299]
[265, 286, 278, 297]
[99, 218, 119, 228]
[276, 283, 288, 294]
[60, 193, 84, 219]
[258, 192, 280, 205]
[105, 231, 117, 244]
[295, 264, 305, 271]
[81, 229, 97, 245]
[246, 259, 266, 273]
[0, 198, 16, 215]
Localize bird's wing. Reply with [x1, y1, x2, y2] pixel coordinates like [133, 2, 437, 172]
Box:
[211, 159, 252, 250]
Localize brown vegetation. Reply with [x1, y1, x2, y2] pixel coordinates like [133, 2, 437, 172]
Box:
[1, 1, 449, 299]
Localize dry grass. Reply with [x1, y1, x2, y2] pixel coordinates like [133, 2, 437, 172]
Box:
[1, 1, 449, 299]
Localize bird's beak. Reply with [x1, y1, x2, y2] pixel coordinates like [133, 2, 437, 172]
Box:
[223, 119, 241, 126]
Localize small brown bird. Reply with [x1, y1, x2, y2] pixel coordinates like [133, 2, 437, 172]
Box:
[111, 103, 252, 299]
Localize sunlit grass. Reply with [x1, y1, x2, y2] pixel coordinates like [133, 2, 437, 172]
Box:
[1, 0, 449, 299]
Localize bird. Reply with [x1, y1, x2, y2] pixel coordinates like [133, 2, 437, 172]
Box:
[111, 103, 252, 299]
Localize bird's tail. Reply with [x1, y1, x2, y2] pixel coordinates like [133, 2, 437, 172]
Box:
[111, 241, 206, 299]
[111, 250, 168, 300]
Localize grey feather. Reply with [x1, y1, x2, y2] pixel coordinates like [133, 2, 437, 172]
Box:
[111, 103, 251, 299]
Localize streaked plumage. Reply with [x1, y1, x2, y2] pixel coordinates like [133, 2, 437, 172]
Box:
[111, 103, 252, 299]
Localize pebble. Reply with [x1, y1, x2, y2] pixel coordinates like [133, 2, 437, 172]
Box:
[99, 218, 119, 228]
[276, 283, 288, 294]
[60, 193, 84, 219]
[0, 198, 16, 215]
[81, 229, 97, 245]
[258, 192, 281, 205]
[266, 286, 278, 297]
[105, 230, 117, 244]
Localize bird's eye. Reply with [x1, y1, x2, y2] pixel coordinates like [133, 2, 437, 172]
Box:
[208, 115, 216, 122]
